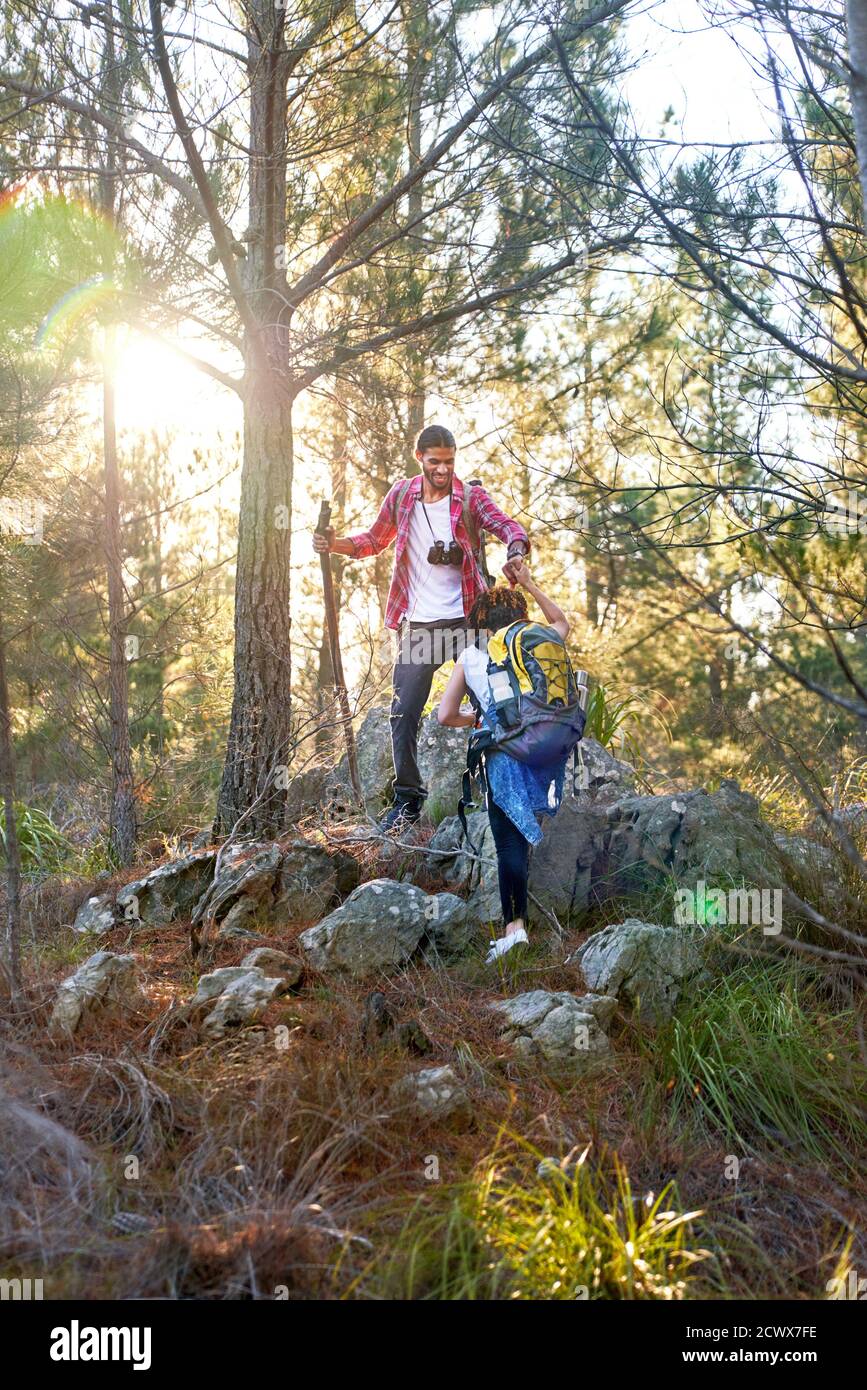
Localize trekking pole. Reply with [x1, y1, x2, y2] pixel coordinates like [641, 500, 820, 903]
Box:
[315, 500, 363, 804]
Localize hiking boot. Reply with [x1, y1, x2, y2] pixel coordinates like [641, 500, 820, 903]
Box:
[379, 796, 423, 834]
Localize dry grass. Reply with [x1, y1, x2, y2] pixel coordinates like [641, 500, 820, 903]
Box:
[1, 821, 865, 1301]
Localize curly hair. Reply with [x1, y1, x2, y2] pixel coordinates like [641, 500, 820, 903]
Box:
[468, 584, 529, 633]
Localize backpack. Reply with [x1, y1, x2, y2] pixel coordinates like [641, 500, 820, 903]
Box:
[458, 621, 587, 845]
[470, 620, 586, 765]
[391, 476, 493, 587]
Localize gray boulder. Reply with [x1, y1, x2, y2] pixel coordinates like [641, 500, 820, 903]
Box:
[603, 780, 785, 896]
[193, 840, 283, 934]
[491, 989, 616, 1069]
[240, 947, 303, 984]
[271, 839, 359, 926]
[327, 705, 394, 816]
[528, 793, 611, 921]
[389, 1065, 470, 1122]
[426, 811, 501, 922]
[421, 891, 474, 957]
[774, 832, 839, 879]
[72, 892, 117, 936]
[283, 762, 330, 823]
[428, 794, 606, 925]
[216, 920, 267, 942]
[426, 772, 786, 928]
[298, 878, 455, 976]
[50, 951, 142, 1037]
[116, 849, 216, 927]
[571, 738, 636, 800]
[829, 802, 867, 830]
[191, 965, 290, 1040]
[417, 711, 474, 824]
[570, 919, 704, 1023]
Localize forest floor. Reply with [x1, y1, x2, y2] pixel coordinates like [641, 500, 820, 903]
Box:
[3, 825, 867, 1301]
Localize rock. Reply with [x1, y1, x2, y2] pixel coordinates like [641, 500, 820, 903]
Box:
[570, 919, 704, 1023]
[571, 738, 637, 800]
[389, 1065, 470, 1122]
[284, 763, 329, 822]
[774, 832, 838, 878]
[425, 740, 637, 924]
[271, 839, 359, 926]
[397, 1018, 433, 1055]
[291, 702, 499, 824]
[50, 951, 142, 1037]
[327, 705, 394, 816]
[490, 989, 616, 1069]
[416, 711, 473, 824]
[430, 794, 603, 925]
[421, 891, 473, 957]
[72, 893, 117, 936]
[298, 878, 452, 977]
[215, 897, 260, 936]
[426, 811, 501, 922]
[191, 966, 260, 1006]
[201, 841, 283, 927]
[216, 922, 267, 942]
[184, 840, 285, 940]
[603, 780, 785, 896]
[240, 948, 303, 985]
[116, 849, 216, 927]
[191, 966, 290, 1040]
[361, 990, 394, 1041]
[528, 794, 610, 921]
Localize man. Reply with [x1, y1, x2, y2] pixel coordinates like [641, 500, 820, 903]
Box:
[312, 423, 530, 831]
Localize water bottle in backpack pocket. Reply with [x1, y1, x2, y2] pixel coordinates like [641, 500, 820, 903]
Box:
[475, 620, 586, 765]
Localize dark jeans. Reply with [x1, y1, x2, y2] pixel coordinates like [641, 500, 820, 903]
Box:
[391, 619, 469, 801]
[487, 794, 531, 924]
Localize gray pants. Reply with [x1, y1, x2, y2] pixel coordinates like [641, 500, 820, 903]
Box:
[391, 619, 470, 801]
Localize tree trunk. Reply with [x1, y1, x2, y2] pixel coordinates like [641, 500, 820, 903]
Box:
[0, 611, 22, 998]
[403, 0, 428, 469]
[103, 328, 137, 863]
[847, 0, 867, 205]
[316, 407, 348, 749]
[708, 655, 725, 736]
[99, 0, 136, 864]
[216, 1, 294, 835]
[216, 380, 294, 834]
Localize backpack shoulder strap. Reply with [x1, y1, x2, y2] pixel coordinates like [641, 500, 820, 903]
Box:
[390, 478, 414, 525]
[461, 479, 481, 553]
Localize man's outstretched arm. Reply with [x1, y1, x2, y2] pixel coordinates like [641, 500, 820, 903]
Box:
[470, 485, 529, 580]
[312, 484, 400, 557]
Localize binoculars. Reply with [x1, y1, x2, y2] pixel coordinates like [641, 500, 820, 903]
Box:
[427, 539, 463, 567]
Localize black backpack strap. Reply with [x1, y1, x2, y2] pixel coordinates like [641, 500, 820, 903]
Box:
[457, 731, 492, 855]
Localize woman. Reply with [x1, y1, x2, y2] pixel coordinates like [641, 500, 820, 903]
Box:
[437, 562, 571, 962]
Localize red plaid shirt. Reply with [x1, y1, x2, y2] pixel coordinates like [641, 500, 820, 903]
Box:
[348, 475, 529, 630]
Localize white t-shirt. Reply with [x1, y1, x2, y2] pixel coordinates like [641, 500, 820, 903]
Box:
[405, 495, 464, 622]
[459, 642, 493, 717]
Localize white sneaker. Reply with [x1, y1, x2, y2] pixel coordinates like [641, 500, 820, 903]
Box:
[485, 927, 529, 963]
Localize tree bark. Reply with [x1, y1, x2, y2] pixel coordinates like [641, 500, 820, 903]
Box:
[847, 0, 867, 206]
[102, 325, 137, 863]
[217, 382, 294, 834]
[216, 2, 294, 835]
[98, 6, 137, 863]
[403, 0, 429, 469]
[317, 408, 348, 747]
[0, 609, 22, 999]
